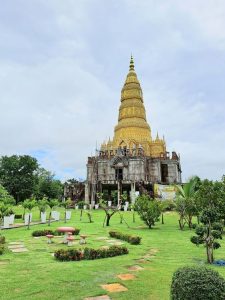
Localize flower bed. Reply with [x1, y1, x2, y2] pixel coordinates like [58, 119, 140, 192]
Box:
[109, 231, 141, 245]
[54, 245, 129, 261]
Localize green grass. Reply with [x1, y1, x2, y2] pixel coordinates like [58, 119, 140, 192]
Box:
[0, 209, 225, 300]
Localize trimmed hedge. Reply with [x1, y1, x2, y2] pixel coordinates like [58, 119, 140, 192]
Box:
[0, 236, 6, 244]
[32, 230, 55, 237]
[171, 266, 225, 300]
[83, 245, 128, 260]
[54, 245, 128, 261]
[109, 231, 141, 245]
[56, 228, 80, 236]
[0, 245, 4, 255]
[54, 249, 83, 261]
[0, 236, 5, 255]
[15, 214, 23, 219]
[32, 228, 80, 237]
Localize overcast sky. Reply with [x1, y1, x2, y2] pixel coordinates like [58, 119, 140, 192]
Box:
[0, 0, 225, 182]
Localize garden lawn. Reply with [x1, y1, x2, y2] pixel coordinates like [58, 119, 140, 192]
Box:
[0, 209, 225, 300]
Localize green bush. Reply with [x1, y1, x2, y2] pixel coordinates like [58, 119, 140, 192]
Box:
[32, 229, 55, 237]
[0, 236, 6, 244]
[109, 231, 141, 245]
[171, 266, 225, 300]
[32, 228, 80, 237]
[55, 228, 80, 236]
[83, 245, 128, 260]
[15, 214, 23, 219]
[0, 245, 4, 255]
[54, 249, 83, 261]
[54, 245, 128, 261]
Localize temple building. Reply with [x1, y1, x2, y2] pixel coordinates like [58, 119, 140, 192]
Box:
[85, 56, 182, 204]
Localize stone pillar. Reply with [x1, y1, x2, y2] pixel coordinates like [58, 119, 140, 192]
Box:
[117, 181, 121, 206]
[85, 182, 90, 204]
[130, 182, 136, 204]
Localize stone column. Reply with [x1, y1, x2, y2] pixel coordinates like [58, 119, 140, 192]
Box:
[130, 182, 136, 204]
[85, 182, 90, 204]
[117, 181, 121, 206]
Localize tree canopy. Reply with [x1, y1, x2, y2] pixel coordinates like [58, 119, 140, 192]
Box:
[0, 155, 39, 203]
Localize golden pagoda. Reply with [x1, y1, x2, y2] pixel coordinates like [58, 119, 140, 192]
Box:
[101, 56, 166, 158]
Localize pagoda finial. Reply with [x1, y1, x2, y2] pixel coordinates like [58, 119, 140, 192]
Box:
[156, 132, 159, 140]
[129, 54, 135, 71]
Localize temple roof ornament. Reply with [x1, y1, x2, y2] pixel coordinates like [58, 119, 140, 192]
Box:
[129, 55, 135, 71]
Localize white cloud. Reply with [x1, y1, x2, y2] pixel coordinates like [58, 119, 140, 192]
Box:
[0, 0, 225, 181]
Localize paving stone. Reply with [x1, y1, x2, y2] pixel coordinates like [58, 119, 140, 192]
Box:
[11, 248, 28, 253]
[137, 259, 149, 264]
[127, 265, 144, 271]
[84, 295, 110, 300]
[100, 246, 109, 250]
[113, 242, 124, 246]
[106, 240, 117, 243]
[101, 283, 128, 293]
[8, 242, 24, 245]
[117, 274, 136, 281]
[96, 237, 109, 240]
[8, 245, 24, 250]
[0, 259, 10, 265]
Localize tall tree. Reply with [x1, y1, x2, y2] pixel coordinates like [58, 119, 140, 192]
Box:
[35, 168, 63, 200]
[0, 155, 39, 203]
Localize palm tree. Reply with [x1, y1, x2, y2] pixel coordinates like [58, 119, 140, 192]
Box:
[60, 198, 72, 223]
[48, 199, 59, 226]
[175, 176, 200, 229]
[22, 198, 36, 229]
[37, 197, 49, 221]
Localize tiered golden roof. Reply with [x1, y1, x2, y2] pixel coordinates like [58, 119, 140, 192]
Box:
[101, 56, 166, 157]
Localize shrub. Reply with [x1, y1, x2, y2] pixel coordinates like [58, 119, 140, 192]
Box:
[32, 229, 80, 237]
[109, 231, 141, 245]
[0, 245, 4, 255]
[55, 229, 80, 236]
[0, 236, 6, 244]
[83, 245, 128, 260]
[134, 195, 161, 229]
[32, 229, 55, 237]
[54, 249, 83, 261]
[15, 214, 23, 219]
[171, 266, 225, 300]
[54, 245, 128, 261]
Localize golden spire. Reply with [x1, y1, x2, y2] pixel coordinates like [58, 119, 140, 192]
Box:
[100, 56, 167, 158]
[129, 54, 135, 71]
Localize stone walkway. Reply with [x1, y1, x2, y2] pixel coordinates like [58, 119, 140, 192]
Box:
[101, 283, 128, 293]
[85, 296, 110, 300]
[8, 242, 28, 253]
[84, 248, 156, 299]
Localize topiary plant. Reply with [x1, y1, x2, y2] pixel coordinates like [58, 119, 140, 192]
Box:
[171, 266, 225, 300]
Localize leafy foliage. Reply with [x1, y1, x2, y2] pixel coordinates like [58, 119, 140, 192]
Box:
[134, 195, 161, 229]
[0, 155, 39, 203]
[175, 176, 200, 229]
[54, 245, 129, 261]
[171, 266, 225, 300]
[35, 168, 63, 200]
[191, 209, 223, 263]
[109, 231, 141, 245]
